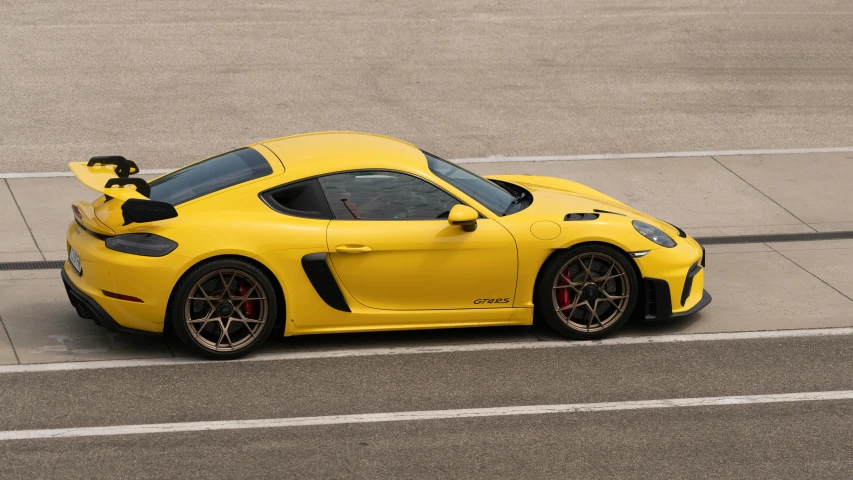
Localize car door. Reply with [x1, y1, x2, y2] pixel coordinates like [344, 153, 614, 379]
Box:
[320, 170, 518, 311]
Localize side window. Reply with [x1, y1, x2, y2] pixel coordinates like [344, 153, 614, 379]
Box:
[261, 178, 333, 219]
[318, 171, 462, 220]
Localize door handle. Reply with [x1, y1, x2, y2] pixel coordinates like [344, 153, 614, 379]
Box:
[335, 245, 373, 254]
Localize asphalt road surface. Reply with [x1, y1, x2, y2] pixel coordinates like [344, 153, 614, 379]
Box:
[1, 334, 852, 479]
[2, 0, 853, 172]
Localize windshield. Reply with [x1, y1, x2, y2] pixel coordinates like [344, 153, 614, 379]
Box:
[424, 152, 515, 215]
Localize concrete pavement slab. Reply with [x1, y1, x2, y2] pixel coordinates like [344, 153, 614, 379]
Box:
[468, 157, 803, 230]
[810, 222, 853, 232]
[0, 278, 172, 364]
[772, 248, 853, 300]
[622, 251, 853, 336]
[6, 178, 97, 253]
[6, 245, 853, 358]
[42, 251, 68, 261]
[0, 180, 39, 254]
[703, 244, 773, 254]
[717, 152, 853, 224]
[0, 316, 18, 365]
[687, 224, 814, 237]
[0, 154, 847, 259]
[767, 239, 853, 252]
[0, 269, 60, 282]
[696, 251, 853, 331]
[0, 252, 44, 263]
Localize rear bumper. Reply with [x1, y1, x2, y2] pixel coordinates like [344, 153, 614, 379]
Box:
[65, 221, 183, 333]
[61, 268, 158, 335]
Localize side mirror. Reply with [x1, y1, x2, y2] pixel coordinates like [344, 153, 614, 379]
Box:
[448, 205, 478, 232]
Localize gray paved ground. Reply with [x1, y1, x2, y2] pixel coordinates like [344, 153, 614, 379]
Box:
[5, 152, 853, 260]
[2, 403, 852, 479]
[2, 152, 853, 365]
[2, 336, 852, 430]
[3, 151, 853, 363]
[1, 336, 852, 479]
[2, 0, 853, 172]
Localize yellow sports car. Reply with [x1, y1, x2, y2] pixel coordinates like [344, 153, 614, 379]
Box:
[63, 132, 710, 359]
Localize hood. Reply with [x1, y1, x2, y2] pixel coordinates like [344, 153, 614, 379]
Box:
[486, 174, 682, 237]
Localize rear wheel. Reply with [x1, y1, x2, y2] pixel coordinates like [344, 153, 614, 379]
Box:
[171, 259, 277, 360]
[535, 244, 638, 340]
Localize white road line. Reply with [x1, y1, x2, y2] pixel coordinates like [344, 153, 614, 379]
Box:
[0, 169, 172, 179]
[2, 146, 852, 178]
[2, 390, 851, 441]
[453, 146, 853, 164]
[1, 327, 851, 375]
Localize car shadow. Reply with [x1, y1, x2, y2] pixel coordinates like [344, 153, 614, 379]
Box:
[164, 313, 710, 357]
[166, 325, 543, 357]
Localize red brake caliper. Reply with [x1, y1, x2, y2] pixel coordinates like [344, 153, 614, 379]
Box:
[238, 281, 256, 318]
[557, 269, 571, 307]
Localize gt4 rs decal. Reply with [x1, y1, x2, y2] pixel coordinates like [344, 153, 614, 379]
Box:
[473, 298, 511, 305]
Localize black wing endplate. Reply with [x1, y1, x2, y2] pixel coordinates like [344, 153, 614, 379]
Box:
[104, 178, 151, 198]
[87, 156, 140, 178]
[88, 155, 152, 199]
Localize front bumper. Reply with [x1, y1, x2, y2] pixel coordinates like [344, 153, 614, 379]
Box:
[633, 227, 711, 320]
[61, 268, 158, 335]
[643, 246, 711, 320]
[644, 277, 712, 321]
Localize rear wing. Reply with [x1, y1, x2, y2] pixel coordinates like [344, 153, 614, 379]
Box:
[70, 156, 147, 201]
[69, 156, 177, 225]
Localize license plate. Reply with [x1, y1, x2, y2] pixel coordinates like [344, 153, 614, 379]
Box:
[68, 247, 82, 276]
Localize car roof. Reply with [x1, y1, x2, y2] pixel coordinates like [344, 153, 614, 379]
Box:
[257, 132, 429, 177]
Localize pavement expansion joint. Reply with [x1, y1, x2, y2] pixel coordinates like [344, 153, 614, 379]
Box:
[3, 231, 853, 272]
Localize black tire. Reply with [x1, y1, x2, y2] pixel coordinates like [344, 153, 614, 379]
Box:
[171, 258, 278, 360]
[535, 244, 639, 340]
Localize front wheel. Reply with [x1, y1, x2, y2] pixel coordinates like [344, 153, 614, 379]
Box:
[171, 259, 278, 360]
[535, 244, 639, 340]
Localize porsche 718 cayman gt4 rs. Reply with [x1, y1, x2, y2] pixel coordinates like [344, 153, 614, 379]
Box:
[62, 132, 710, 359]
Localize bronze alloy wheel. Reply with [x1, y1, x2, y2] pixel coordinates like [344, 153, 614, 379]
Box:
[551, 252, 630, 333]
[184, 269, 269, 353]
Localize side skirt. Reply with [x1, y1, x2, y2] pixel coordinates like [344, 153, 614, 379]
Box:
[288, 307, 534, 335]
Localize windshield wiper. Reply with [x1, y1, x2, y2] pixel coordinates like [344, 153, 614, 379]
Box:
[503, 191, 527, 215]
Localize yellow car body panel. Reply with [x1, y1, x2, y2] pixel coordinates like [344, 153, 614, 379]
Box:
[63, 131, 707, 338]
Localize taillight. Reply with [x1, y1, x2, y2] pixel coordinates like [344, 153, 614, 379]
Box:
[105, 234, 178, 257]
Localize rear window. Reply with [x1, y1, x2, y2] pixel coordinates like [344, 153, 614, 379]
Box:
[148, 148, 273, 205]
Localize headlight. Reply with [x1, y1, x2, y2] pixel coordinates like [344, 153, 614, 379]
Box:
[106, 234, 178, 257]
[632, 221, 676, 248]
